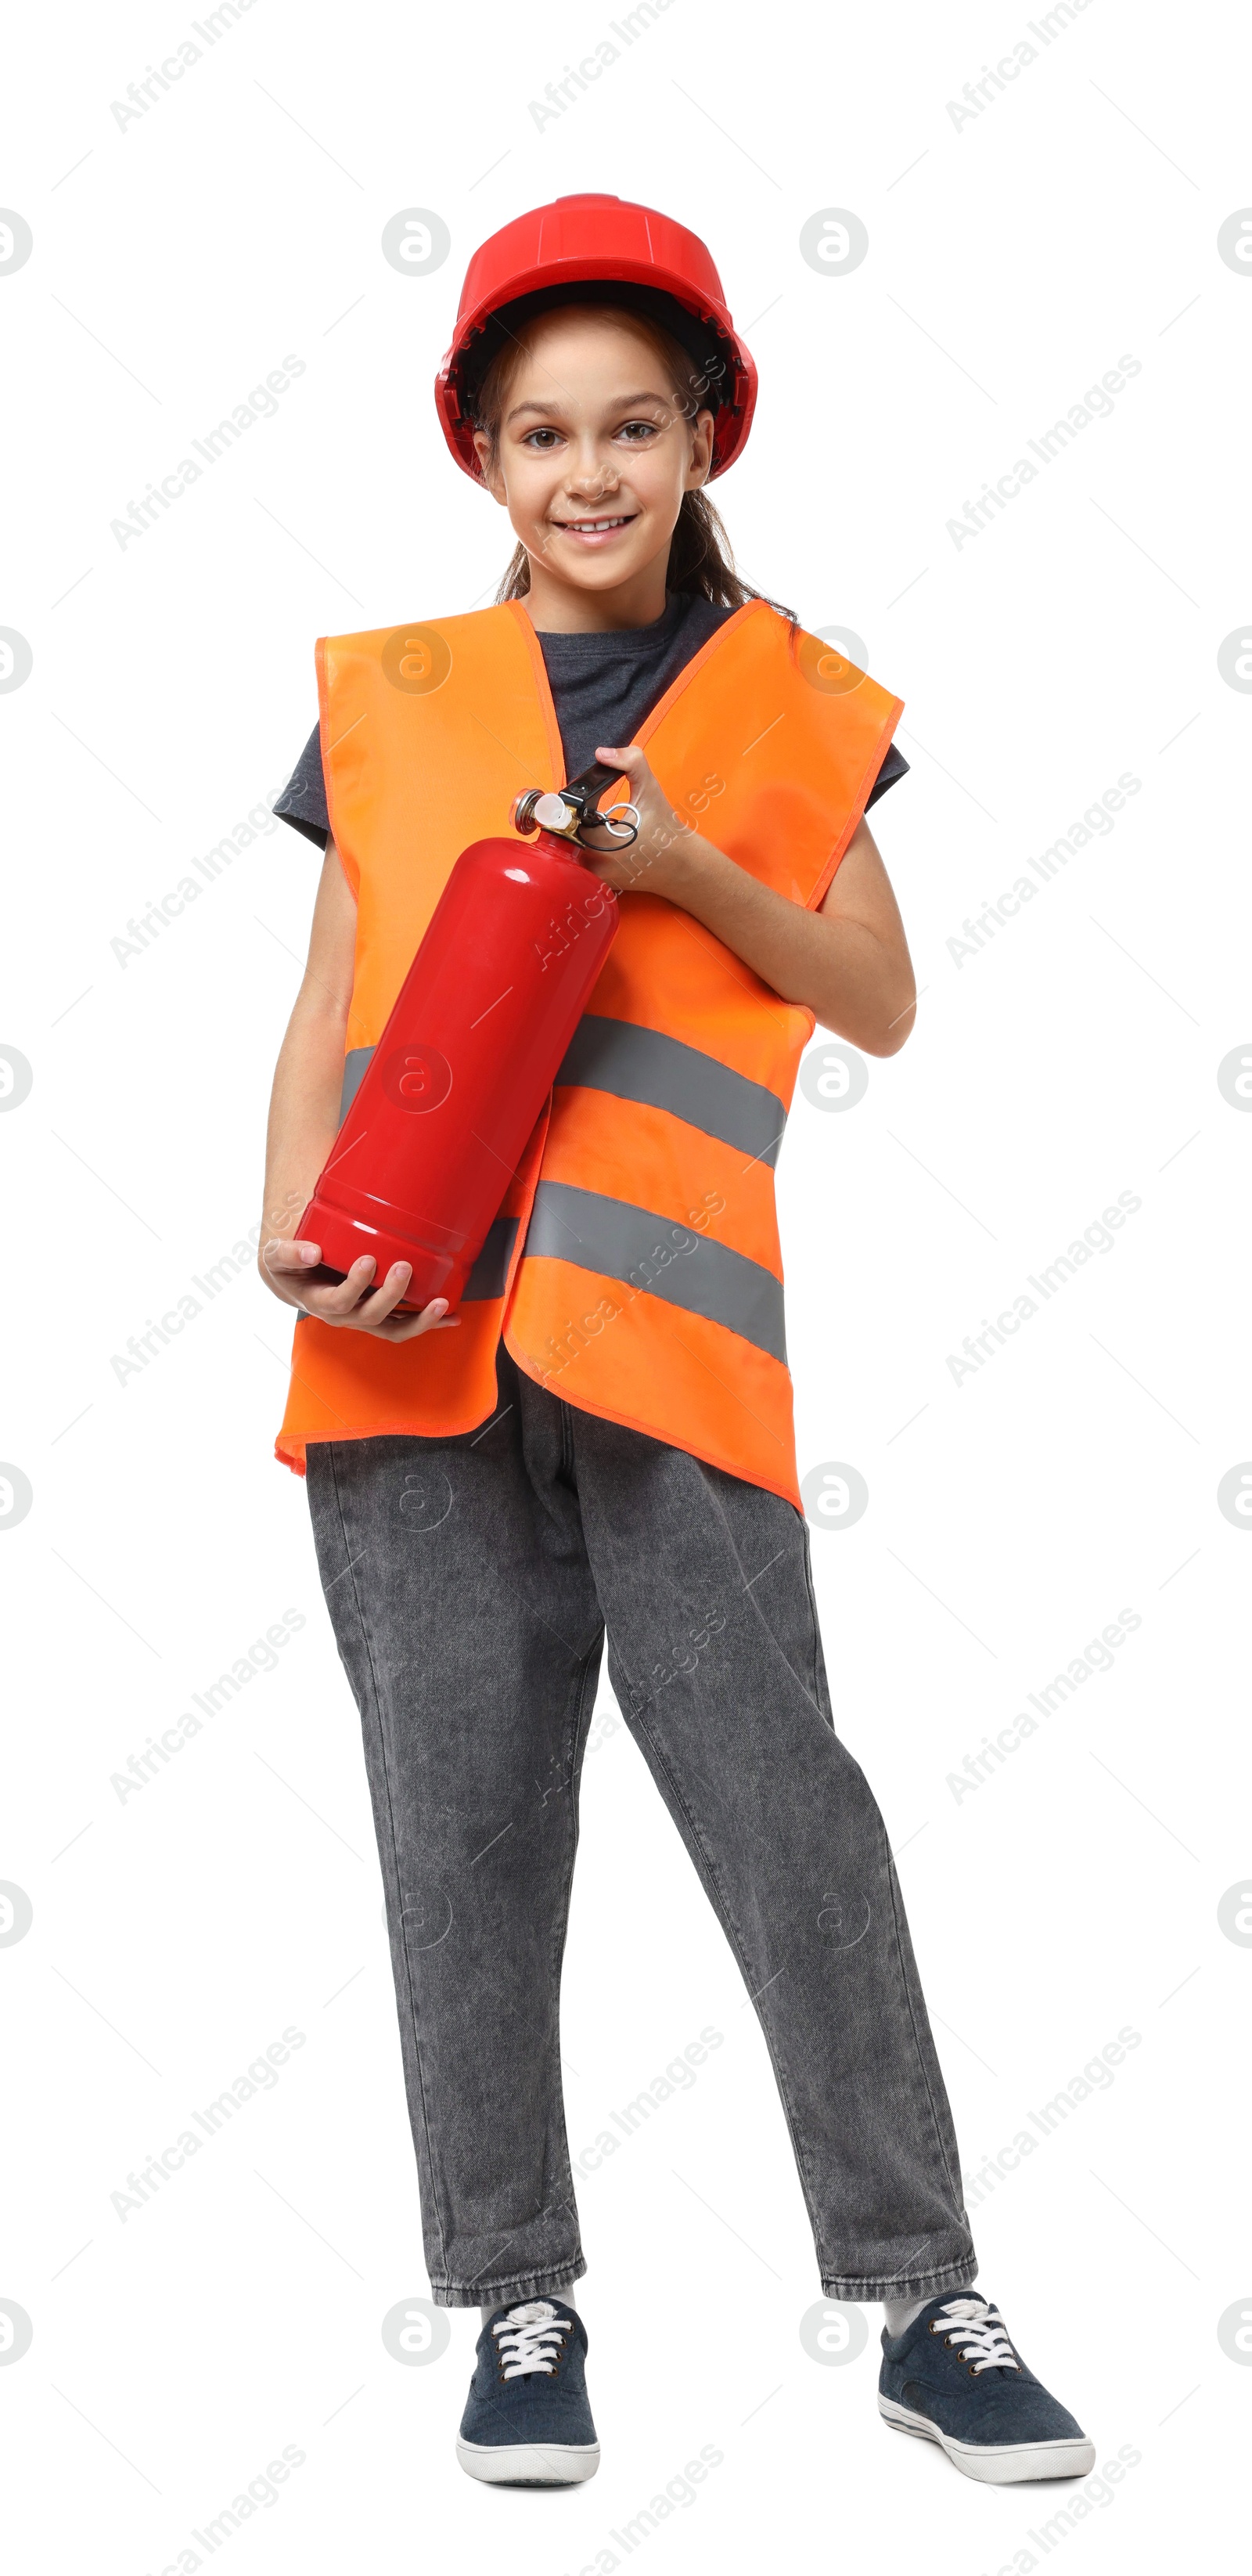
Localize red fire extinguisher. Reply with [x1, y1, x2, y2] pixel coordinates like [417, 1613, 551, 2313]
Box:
[295, 766, 638, 1312]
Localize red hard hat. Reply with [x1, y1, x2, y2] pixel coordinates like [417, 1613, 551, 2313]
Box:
[435, 193, 757, 481]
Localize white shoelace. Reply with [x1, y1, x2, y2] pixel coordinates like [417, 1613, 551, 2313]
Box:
[930, 2296, 1020, 2372]
[492, 2300, 569, 2379]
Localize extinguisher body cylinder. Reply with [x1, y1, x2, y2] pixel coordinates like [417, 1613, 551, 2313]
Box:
[296, 833, 618, 1311]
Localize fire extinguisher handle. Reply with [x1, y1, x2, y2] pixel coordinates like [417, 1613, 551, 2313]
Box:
[566, 754, 628, 798]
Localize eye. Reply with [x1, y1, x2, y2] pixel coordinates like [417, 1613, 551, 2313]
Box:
[617, 420, 662, 442]
[520, 427, 564, 450]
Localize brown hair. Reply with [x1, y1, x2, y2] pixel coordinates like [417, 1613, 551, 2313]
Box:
[470, 298, 796, 622]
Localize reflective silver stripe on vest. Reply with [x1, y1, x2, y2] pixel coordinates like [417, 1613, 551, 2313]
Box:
[462, 1216, 517, 1302]
[344, 1021, 786, 1169]
[340, 1045, 374, 1120]
[523, 1180, 786, 1365]
[555, 1015, 786, 1169]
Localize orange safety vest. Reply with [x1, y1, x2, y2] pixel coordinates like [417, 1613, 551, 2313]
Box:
[274, 599, 901, 1508]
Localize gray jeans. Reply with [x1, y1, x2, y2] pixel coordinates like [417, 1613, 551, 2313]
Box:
[305, 1346, 976, 2308]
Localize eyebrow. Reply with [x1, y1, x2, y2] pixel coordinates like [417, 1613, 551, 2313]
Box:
[504, 391, 674, 424]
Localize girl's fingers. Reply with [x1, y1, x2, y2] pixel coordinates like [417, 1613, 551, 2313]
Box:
[268, 1246, 460, 1338]
[261, 1240, 419, 1320]
[595, 742, 646, 780]
[341, 1259, 415, 1321]
[379, 1301, 462, 1342]
[297, 1255, 386, 1318]
[263, 1237, 322, 1275]
[327, 1266, 460, 1338]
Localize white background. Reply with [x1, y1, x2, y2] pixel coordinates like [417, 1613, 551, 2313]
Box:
[2, 0, 1249, 2567]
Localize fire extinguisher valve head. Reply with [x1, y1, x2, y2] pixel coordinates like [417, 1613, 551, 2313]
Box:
[513, 787, 584, 838]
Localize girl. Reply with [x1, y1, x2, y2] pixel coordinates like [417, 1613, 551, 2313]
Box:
[260, 195, 1092, 2491]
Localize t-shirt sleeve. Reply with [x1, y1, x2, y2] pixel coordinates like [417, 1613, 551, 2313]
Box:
[863, 738, 909, 812]
[272, 722, 330, 851]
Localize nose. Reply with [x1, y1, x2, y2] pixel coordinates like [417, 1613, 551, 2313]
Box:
[563, 432, 619, 497]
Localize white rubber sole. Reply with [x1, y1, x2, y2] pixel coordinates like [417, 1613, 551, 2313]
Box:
[456, 2436, 600, 2487]
[879, 2394, 1096, 2485]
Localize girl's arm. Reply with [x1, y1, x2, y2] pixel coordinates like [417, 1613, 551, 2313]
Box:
[589, 744, 917, 1056]
[257, 844, 458, 1340]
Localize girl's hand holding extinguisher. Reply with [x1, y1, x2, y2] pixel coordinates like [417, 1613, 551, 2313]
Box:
[261, 1237, 456, 1342]
[585, 737, 905, 1024]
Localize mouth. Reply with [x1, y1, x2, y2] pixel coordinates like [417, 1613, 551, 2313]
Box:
[549, 513, 638, 546]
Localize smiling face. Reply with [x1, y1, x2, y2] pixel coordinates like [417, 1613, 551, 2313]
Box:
[471, 305, 715, 629]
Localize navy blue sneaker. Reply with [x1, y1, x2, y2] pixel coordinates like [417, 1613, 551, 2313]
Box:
[879, 2293, 1096, 2484]
[457, 2297, 599, 2485]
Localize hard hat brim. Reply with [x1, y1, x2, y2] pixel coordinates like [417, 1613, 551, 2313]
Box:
[434, 197, 757, 482]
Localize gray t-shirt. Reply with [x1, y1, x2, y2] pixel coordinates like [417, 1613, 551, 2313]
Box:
[273, 590, 908, 849]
